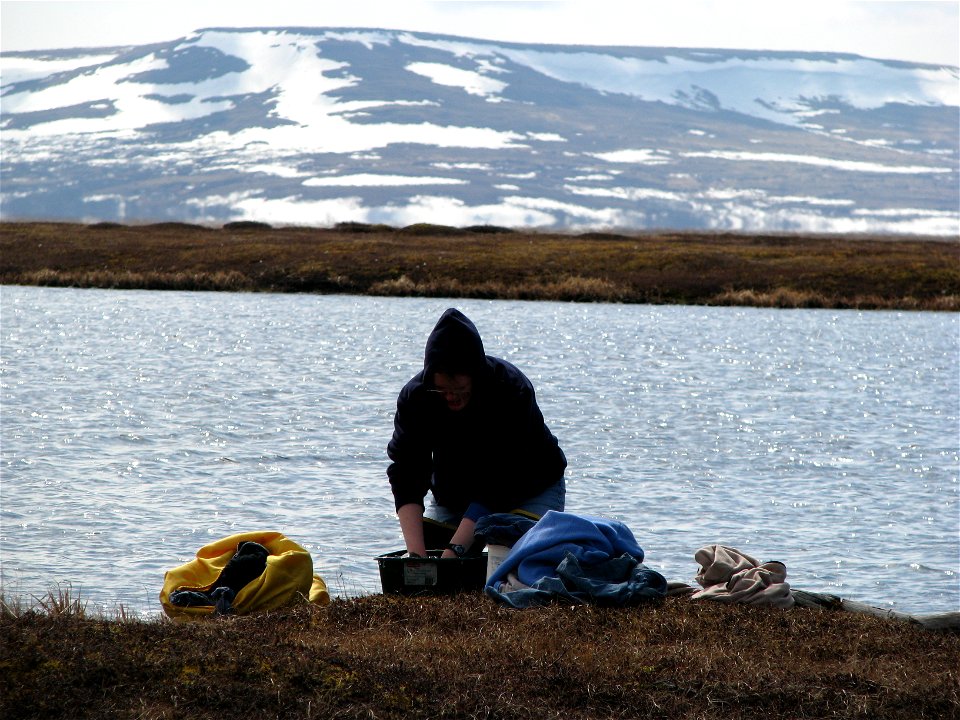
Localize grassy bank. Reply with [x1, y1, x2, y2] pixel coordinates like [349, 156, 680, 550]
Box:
[2, 221, 958, 310]
[2, 591, 958, 720]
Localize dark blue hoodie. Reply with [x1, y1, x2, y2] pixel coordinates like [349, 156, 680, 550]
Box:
[387, 308, 566, 519]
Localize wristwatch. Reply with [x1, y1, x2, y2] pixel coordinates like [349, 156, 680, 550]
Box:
[447, 543, 467, 558]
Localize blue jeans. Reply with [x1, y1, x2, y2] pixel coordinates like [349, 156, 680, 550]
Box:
[422, 477, 565, 551]
[425, 477, 566, 525]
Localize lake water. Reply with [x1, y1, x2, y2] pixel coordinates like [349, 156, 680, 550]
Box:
[1, 285, 957, 618]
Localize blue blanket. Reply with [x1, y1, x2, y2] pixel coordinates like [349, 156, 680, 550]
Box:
[486, 551, 667, 608]
[484, 511, 666, 607]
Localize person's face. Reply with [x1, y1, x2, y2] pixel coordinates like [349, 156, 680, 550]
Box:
[431, 372, 473, 412]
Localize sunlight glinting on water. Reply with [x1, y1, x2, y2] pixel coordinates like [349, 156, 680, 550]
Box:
[1, 287, 957, 616]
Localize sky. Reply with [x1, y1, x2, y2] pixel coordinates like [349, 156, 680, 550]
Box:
[1, 0, 957, 66]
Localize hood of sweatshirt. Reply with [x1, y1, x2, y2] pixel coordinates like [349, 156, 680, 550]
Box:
[423, 308, 487, 383]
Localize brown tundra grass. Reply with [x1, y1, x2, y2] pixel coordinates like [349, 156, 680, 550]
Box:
[2, 221, 957, 310]
[1, 590, 958, 720]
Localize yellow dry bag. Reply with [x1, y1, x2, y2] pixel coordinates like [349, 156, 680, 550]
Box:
[160, 530, 330, 619]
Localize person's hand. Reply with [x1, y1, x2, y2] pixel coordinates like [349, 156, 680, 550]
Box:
[440, 549, 457, 559]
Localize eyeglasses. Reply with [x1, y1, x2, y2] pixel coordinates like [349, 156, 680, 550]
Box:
[427, 387, 470, 398]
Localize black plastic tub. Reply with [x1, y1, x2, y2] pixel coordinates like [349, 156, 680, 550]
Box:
[376, 550, 488, 595]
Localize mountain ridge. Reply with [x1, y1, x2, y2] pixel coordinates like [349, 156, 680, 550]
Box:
[2, 27, 957, 235]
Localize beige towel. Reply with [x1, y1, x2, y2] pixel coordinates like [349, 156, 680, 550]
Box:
[691, 544, 795, 609]
[694, 545, 760, 588]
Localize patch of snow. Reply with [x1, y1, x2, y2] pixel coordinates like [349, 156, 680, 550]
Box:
[0, 53, 121, 86]
[682, 150, 953, 174]
[500, 195, 626, 225]
[852, 207, 957, 217]
[193, 121, 523, 155]
[218, 191, 634, 229]
[246, 164, 309, 178]
[769, 195, 855, 206]
[376, 195, 558, 227]
[2, 30, 526, 152]
[526, 132, 566, 142]
[184, 190, 259, 210]
[498, 50, 960, 120]
[319, 30, 396, 50]
[0, 51, 235, 133]
[565, 185, 684, 202]
[691, 201, 940, 235]
[184, 184, 959, 235]
[701, 188, 767, 201]
[432, 162, 492, 170]
[303, 174, 467, 186]
[405, 61, 508, 98]
[590, 149, 673, 165]
[403, 33, 959, 123]
[238, 196, 369, 226]
[795, 108, 842, 118]
[398, 34, 490, 59]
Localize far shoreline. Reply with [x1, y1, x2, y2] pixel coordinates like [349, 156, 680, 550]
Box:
[2, 221, 958, 311]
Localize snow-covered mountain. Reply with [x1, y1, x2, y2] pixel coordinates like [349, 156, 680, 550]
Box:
[2, 28, 957, 235]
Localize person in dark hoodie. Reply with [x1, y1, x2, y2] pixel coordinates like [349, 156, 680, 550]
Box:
[387, 308, 567, 559]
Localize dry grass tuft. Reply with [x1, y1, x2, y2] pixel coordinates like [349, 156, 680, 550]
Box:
[22, 268, 255, 292]
[370, 274, 629, 302]
[1, 585, 88, 620]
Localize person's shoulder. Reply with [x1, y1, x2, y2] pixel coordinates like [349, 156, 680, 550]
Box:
[397, 371, 429, 403]
[487, 356, 534, 392]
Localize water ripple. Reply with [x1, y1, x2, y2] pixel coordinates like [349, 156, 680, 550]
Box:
[1, 287, 957, 617]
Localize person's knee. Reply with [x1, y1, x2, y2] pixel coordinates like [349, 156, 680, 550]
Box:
[515, 478, 565, 517]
